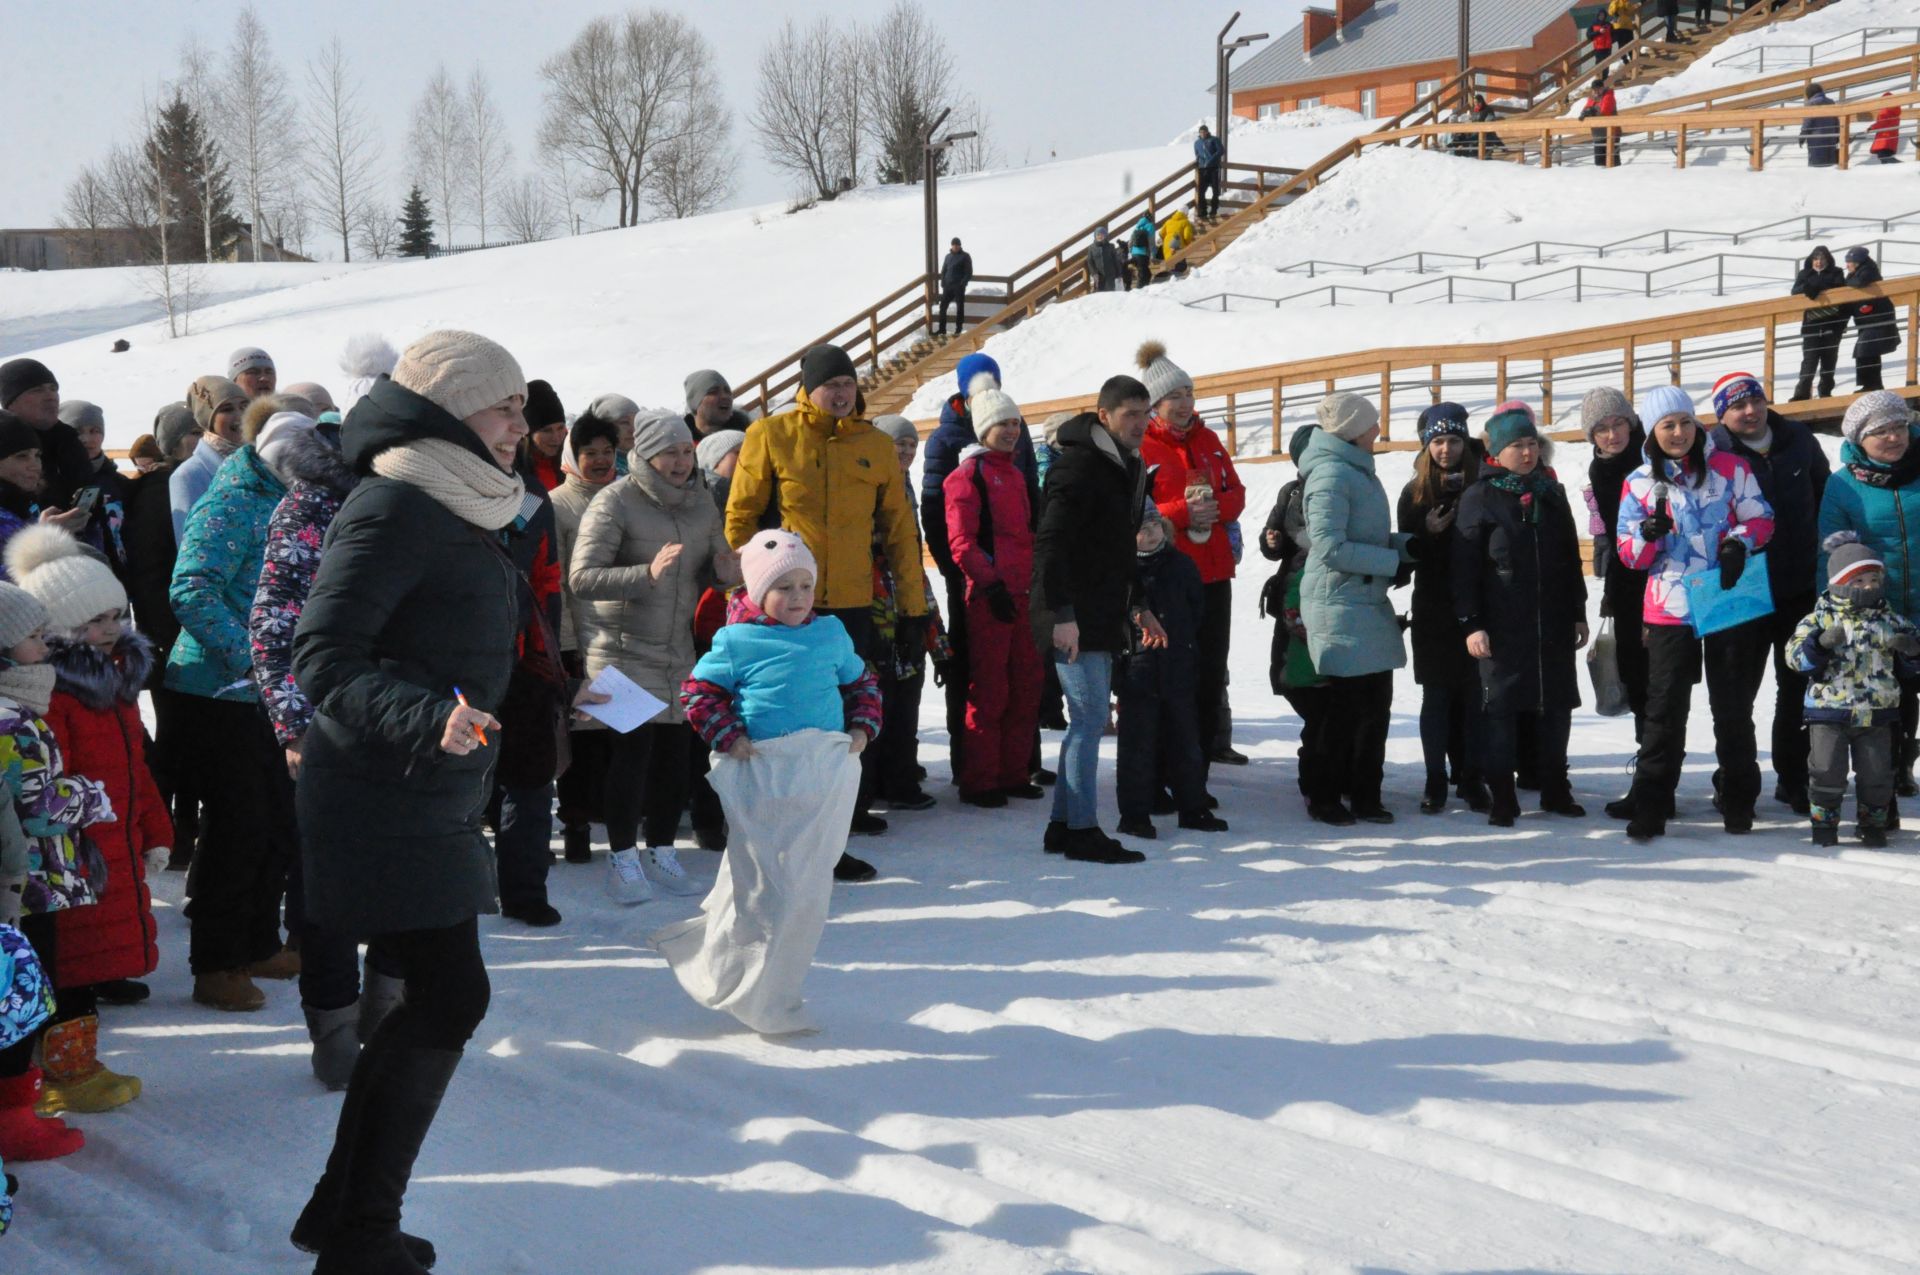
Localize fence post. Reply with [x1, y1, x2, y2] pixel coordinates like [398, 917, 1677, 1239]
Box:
[1622, 339, 1635, 403]
[1431, 364, 1441, 403]
[1576, 266, 1583, 303]
[1271, 378, 1285, 455]
[1541, 356, 1553, 424]
[1225, 392, 1239, 454]
[1910, 297, 1919, 386]
[1764, 316, 1777, 391]
[1496, 355, 1509, 402]
[1678, 125, 1688, 169]
[1448, 277, 1455, 304]
[1717, 256, 1725, 296]
[1750, 121, 1765, 171]
[1670, 339, 1682, 387]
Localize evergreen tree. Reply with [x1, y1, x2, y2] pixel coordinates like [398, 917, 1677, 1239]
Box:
[398, 185, 436, 257]
[146, 91, 240, 262]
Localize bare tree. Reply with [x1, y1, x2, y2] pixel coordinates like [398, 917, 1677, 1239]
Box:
[222, 5, 296, 262]
[946, 97, 999, 176]
[860, 0, 954, 184]
[409, 65, 466, 246]
[543, 148, 583, 235]
[752, 17, 854, 202]
[352, 200, 398, 259]
[837, 25, 870, 186]
[463, 69, 512, 244]
[56, 166, 113, 266]
[538, 10, 731, 228]
[303, 36, 381, 262]
[180, 38, 229, 262]
[499, 173, 557, 243]
[100, 142, 157, 240]
[647, 132, 733, 219]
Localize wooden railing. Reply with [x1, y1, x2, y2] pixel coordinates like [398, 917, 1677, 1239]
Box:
[965, 274, 1920, 458]
[1619, 42, 1920, 115]
[1365, 88, 1920, 171]
[733, 157, 1296, 416]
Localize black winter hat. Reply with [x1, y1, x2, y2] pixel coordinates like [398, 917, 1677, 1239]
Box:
[524, 378, 566, 430]
[1847, 246, 1872, 265]
[569, 411, 620, 456]
[800, 344, 858, 394]
[0, 412, 41, 459]
[0, 359, 56, 409]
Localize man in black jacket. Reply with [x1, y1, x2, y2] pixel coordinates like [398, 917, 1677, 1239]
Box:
[1085, 226, 1122, 292]
[1711, 371, 1830, 812]
[0, 358, 95, 508]
[1846, 246, 1899, 391]
[935, 237, 972, 337]
[1034, 374, 1168, 863]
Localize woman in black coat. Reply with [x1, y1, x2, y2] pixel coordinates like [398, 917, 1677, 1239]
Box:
[289, 330, 533, 1273]
[1792, 245, 1848, 401]
[1846, 246, 1900, 392]
[1581, 389, 1650, 746]
[1396, 403, 1489, 814]
[1453, 406, 1590, 826]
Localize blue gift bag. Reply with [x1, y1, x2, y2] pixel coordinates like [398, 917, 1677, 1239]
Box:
[1683, 550, 1773, 637]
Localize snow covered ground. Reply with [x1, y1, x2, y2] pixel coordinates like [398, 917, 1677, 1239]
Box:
[0, 117, 1378, 452]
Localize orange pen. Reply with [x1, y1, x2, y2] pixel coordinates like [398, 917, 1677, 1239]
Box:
[453, 686, 488, 746]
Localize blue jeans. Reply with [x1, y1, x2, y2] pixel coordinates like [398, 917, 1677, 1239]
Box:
[1050, 651, 1112, 830]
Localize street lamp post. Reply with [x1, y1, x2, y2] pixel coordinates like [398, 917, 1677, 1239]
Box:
[922, 106, 978, 333]
[1215, 14, 1268, 172]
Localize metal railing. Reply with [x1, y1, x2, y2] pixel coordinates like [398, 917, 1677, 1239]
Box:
[1716, 26, 1920, 72]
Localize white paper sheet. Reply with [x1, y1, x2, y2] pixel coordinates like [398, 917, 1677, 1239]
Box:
[579, 666, 669, 733]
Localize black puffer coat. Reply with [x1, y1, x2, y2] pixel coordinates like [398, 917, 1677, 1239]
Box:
[1034, 412, 1147, 654]
[1848, 258, 1901, 358]
[291, 377, 521, 939]
[1397, 472, 1477, 686]
[1451, 475, 1587, 716]
[122, 461, 183, 670]
[1588, 424, 1649, 624]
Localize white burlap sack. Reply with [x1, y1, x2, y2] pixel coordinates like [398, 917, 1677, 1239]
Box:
[650, 729, 863, 1034]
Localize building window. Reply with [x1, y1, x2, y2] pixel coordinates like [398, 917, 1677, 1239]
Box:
[1297, 96, 1320, 110]
[1259, 103, 1280, 120]
[1360, 88, 1378, 118]
[1416, 79, 1441, 100]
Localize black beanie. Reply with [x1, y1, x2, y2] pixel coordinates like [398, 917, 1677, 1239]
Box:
[524, 378, 566, 430]
[800, 344, 858, 394]
[0, 359, 56, 408]
[569, 411, 620, 456]
[0, 412, 40, 459]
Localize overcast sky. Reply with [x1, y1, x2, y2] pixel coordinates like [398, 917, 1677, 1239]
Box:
[8, 0, 1312, 254]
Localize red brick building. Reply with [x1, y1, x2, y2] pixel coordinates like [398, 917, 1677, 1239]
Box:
[1228, 0, 1581, 121]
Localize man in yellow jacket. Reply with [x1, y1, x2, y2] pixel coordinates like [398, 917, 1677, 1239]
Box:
[1158, 206, 1197, 261]
[724, 343, 930, 842]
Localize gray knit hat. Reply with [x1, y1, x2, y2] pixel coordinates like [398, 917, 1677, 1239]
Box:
[0, 581, 50, 650]
[1133, 340, 1193, 408]
[1823, 530, 1885, 592]
[1579, 386, 1635, 440]
[684, 370, 730, 414]
[588, 392, 640, 423]
[872, 415, 919, 445]
[1316, 392, 1379, 443]
[391, 330, 527, 424]
[153, 402, 199, 457]
[187, 375, 248, 430]
[632, 408, 693, 462]
[56, 400, 104, 433]
[229, 346, 274, 378]
[695, 429, 744, 474]
[1842, 390, 1913, 446]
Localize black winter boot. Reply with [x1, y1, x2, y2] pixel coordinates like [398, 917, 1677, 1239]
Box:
[1420, 775, 1448, 815]
[310, 1046, 462, 1275]
[1626, 786, 1667, 841]
[1898, 740, 1919, 798]
[1809, 804, 1840, 848]
[1456, 778, 1492, 812]
[562, 825, 592, 863]
[1790, 377, 1813, 402]
[1487, 775, 1520, 828]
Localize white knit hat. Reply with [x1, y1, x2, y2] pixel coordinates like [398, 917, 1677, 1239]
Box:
[969, 389, 1022, 437]
[1134, 340, 1193, 408]
[5, 525, 126, 633]
[391, 330, 527, 424]
[740, 529, 817, 608]
[1842, 390, 1913, 446]
[1316, 392, 1379, 442]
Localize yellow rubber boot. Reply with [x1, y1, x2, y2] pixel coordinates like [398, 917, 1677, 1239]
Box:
[37, 1014, 141, 1115]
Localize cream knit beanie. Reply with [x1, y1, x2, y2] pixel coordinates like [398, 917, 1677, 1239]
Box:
[391, 330, 528, 423]
[4, 526, 123, 633]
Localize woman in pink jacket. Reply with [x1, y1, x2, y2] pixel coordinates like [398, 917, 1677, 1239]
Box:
[944, 388, 1043, 807]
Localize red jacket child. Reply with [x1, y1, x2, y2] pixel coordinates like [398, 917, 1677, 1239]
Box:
[1870, 98, 1903, 158]
[943, 396, 1043, 803]
[1141, 412, 1246, 585]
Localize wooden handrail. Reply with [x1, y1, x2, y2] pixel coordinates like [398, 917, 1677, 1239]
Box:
[1365, 88, 1920, 148]
[960, 274, 1920, 446]
[1619, 42, 1920, 115]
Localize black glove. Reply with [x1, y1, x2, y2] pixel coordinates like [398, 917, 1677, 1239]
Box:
[1639, 510, 1673, 540]
[894, 614, 928, 657]
[931, 659, 951, 688]
[1717, 539, 1747, 591]
[984, 582, 1017, 624]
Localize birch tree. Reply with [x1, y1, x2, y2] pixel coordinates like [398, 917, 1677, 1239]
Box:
[463, 69, 512, 244]
[222, 6, 295, 261]
[409, 65, 466, 247]
[303, 36, 381, 262]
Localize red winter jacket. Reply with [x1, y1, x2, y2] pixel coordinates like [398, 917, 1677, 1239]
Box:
[43, 635, 169, 987]
[1871, 104, 1902, 156]
[1141, 413, 1246, 584]
[943, 446, 1035, 596]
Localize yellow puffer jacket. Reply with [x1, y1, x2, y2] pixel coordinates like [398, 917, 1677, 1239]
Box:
[1607, 0, 1638, 25]
[1158, 210, 1196, 257]
[723, 388, 928, 615]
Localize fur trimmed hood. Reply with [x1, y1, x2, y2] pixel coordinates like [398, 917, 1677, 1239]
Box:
[279, 426, 359, 495]
[50, 629, 155, 710]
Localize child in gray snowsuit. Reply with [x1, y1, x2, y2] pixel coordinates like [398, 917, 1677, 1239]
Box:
[1789, 531, 1920, 846]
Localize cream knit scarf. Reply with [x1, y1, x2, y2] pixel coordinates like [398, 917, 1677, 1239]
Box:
[0, 663, 57, 716]
[371, 439, 525, 530]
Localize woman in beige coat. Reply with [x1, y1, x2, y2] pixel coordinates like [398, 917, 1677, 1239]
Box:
[570, 411, 738, 903]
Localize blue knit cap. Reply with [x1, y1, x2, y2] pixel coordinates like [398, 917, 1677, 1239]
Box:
[1637, 384, 1696, 426]
[956, 353, 1001, 396]
[1417, 402, 1469, 444]
[1483, 401, 1538, 458]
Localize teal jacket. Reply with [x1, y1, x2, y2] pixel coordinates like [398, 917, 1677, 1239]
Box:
[1817, 431, 1920, 624]
[166, 444, 286, 701]
[1297, 427, 1411, 678]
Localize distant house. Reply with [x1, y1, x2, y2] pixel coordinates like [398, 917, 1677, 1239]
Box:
[1228, 0, 1580, 122]
[0, 224, 311, 272]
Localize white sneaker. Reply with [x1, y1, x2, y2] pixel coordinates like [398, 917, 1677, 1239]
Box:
[606, 848, 653, 905]
[642, 846, 703, 896]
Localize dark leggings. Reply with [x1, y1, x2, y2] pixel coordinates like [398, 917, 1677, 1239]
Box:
[605, 722, 692, 851]
[1315, 673, 1393, 809]
[374, 917, 490, 1051]
[1417, 678, 1481, 788]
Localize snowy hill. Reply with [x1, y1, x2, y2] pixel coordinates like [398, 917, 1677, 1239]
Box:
[0, 118, 1377, 448]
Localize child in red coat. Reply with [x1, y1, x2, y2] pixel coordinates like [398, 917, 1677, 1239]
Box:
[943, 388, 1043, 806]
[7, 526, 168, 1114]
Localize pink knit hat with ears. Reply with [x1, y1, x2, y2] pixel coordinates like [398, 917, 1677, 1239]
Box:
[740, 529, 817, 607]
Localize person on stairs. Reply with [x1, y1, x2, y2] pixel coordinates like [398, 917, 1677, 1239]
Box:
[935, 238, 973, 338]
[1193, 123, 1224, 220]
[1791, 246, 1847, 401]
[1789, 532, 1920, 847]
[1452, 404, 1590, 826]
[10, 527, 166, 1109]
[1845, 246, 1900, 393]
